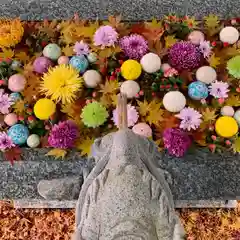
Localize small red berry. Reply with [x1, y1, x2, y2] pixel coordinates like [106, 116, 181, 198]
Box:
[211, 41, 217, 47]
[28, 116, 35, 122]
[225, 140, 231, 146]
[135, 93, 140, 98]
[41, 41, 47, 47]
[18, 116, 24, 121]
[0, 80, 5, 85]
[92, 92, 97, 98]
[109, 75, 115, 81]
[160, 85, 165, 89]
[236, 87, 240, 93]
[139, 90, 144, 96]
[166, 84, 171, 89]
[223, 42, 229, 47]
[118, 60, 124, 65]
[211, 135, 217, 141]
[152, 92, 156, 97]
[208, 144, 216, 152]
[218, 98, 225, 104]
[231, 19, 237, 25]
[115, 68, 121, 73]
[173, 84, 178, 89]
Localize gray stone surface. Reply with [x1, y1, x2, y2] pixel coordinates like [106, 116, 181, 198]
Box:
[37, 176, 82, 200]
[73, 129, 185, 239]
[0, 147, 240, 200]
[13, 199, 238, 209]
[0, 0, 239, 20]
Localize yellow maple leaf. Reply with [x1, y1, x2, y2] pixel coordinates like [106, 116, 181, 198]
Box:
[61, 103, 75, 119]
[204, 14, 220, 29]
[225, 94, 240, 107]
[13, 100, 26, 115]
[137, 99, 151, 117]
[76, 137, 95, 157]
[0, 48, 14, 59]
[46, 148, 67, 159]
[78, 21, 99, 38]
[207, 53, 221, 68]
[201, 108, 218, 123]
[100, 80, 119, 94]
[146, 108, 164, 125]
[164, 35, 177, 48]
[14, 52, 30, 64]
[148, 99, 162, 112]
[232, 137, 240, 153]
[148, 18, 163, 28]
[62, 45, 74, 56]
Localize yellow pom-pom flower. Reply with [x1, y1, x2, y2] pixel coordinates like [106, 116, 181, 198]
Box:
[34, 98, 56, 120]
[121, 60, 142, 80]
[41, 64, 83, 104]
[0, 18, 24, 47]
[215, 116, 238, 138]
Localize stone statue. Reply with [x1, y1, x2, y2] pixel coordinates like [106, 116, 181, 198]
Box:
[72, 95, 185, 240]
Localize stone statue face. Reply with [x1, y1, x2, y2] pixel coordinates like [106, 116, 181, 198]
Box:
[73, 129, 185, 240]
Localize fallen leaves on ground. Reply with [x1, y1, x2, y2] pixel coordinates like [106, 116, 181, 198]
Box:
[0, 201, 239, 240]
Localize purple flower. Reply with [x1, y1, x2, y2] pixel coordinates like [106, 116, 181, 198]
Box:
[209, 81, 229, 99]
[48, 120, 78, 149]
[119, 34, 148, 59]
[0, 89, 13, 114]
[112, 104, 139, 127]
[199, 40, 212, 58]
[0, 132, 15, 151]
[163, 128, 191, 157]
[93, 25, 118, 48]
[74, 41, 89, 56]
[169, 41, 202, 71]
[176, 107, 202, 131]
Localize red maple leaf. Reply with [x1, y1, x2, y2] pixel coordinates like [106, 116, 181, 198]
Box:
[4, 147, 22, 165]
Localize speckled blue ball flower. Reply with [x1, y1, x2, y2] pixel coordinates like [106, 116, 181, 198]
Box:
[8, 124, 29, 145]
[169, 41, 202, 71]
[69, 55, 89, 74]
[188, 81, 208, 100]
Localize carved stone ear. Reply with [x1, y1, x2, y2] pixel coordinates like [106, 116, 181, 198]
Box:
[90, 133, 114, 161]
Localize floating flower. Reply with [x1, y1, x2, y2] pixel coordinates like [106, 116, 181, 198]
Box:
[0, 18, 24, 47]
[81, 102, 108, 128]
[169, 41, 202, 71]
[48, 120, 78, 149]
[119, 34, 148, 59]
[41, 65, 83, 104]
[227, 55, 240, 79]
[74, 40, 89, 56]
[163, 128, 191, 157]
[112, 104, 139, 127]
[0, 89, 13, 114]
[93, 25, 118, 48]
[199, 40, 212, 58]
[0, 131, 15, 151]
[209, 81, 229, 99]
[176, 107, 202, 131]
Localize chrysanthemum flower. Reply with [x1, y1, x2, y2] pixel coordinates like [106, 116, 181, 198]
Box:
[176, 107, 202, 131]
[227, 55, 240, 79]
[209, 81, 229, 99]
[93, 25, 118, 48]
[119, 34, 148, 59]
[112, 104, 139, 127]
[0, 18, 24, 47]
[0, 89, 13, 114]
[48, 120, 78, 149]
[163, 128, 191, 157]
[74, 41, 89, 56]
[41, 65, 83, 104]
[169, 41, 202, 71]
[199, 40, 212, 58]
[0, 131, 15, 151]
[81, 102, 109, 128]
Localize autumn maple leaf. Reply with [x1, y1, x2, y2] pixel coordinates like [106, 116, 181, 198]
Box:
[76, 136, 95, 157]
[164, 35, 178, 48]
[137, 99, 151, 117]
[100, 80, 119, 94]
[46, 148, 67, 159]
[201, 108, 218, 123]
[13, 100, 26, 115]
[4, 147, 22, 165]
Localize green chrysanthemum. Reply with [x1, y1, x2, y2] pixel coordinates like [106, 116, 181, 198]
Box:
[81, 102, 109, 128]
[227, 55, 240, 79]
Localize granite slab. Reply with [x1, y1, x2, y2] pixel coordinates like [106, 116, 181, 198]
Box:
[0, 0, 238, 20]
[13, 199, 238, 209]
[0, 148, 239, 201]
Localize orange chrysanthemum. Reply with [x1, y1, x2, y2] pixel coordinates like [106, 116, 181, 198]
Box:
[0, 18, 24, 47]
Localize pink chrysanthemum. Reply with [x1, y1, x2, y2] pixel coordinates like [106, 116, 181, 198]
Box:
[209, 81, 229, 99]
[199, 40, 212, 59]
[0, 89, 13, 114]
[119, 34, 148, 59]
[48, 120, 78, 149]
[74, 41, 89, 56]
[93, 25, 118, 48]
[0, 131, 15, 151]
[176, 107, 202, 131]
[112, 104, 139, 127]
[163, 128, 191, 157]
[169, 41, 202, 71]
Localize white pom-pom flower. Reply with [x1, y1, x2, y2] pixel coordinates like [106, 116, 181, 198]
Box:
[163, 91, 186, 113]
[219, 26, 239, 44]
